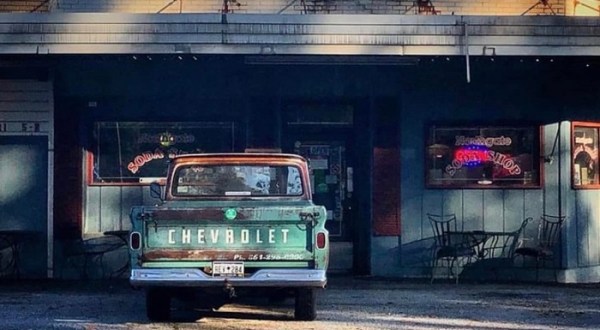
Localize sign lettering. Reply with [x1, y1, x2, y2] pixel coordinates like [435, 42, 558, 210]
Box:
[445, 150, 522, 176]
[233, 253, 305, 261]
[454, 135, 512, 147]
[0, 121, 43, 133]
[21, 122, 40, 132]
[127, 148, 190, 174]
[167, 228, 290, 245]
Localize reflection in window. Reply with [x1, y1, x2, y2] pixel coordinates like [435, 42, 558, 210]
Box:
[90, 121, 234, 185]
[573, 124, 599, 187]
[173, 165, 303, 197]
[426, 126, 540, 188]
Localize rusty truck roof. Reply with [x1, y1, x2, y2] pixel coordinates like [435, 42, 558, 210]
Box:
[170, 153, 308, 164]
[164, 153, 313, 200]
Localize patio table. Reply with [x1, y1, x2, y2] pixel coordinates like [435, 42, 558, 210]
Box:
[447, 230, 515, 260]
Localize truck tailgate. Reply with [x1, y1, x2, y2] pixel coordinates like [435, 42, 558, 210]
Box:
[140, 207, 322, 263]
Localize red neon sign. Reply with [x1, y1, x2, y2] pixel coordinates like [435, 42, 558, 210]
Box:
[454, 148, 488, 165]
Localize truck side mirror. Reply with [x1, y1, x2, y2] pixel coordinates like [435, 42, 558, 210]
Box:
[150, 182, 163, 200]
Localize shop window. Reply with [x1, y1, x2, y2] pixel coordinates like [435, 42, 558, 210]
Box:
[89, 122, 234, 185]
[426, 125, 541, 188]
[572, 122, 600, 188]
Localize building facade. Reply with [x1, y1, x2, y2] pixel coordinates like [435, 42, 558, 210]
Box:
[0, 0, 599, 282]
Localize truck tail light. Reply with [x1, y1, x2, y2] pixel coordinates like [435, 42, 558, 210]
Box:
[316, 232, 327, 249]
[130, 232, 141, 250]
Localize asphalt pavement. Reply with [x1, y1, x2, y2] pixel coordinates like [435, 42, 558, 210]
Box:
[0, 275, 599, 329]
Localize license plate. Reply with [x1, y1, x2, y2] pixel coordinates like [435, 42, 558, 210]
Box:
[212, 261, 244, 277]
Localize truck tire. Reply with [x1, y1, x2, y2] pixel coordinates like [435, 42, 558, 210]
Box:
[294, 288, 317, 321]
[146, 288, 171, 322]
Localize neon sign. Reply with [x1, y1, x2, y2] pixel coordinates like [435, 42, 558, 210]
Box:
[454, 146, 488, 167]
[446, 149, 521, 177]
[127, 148, 189, 174]
[454, 135, 512, 147]
[428, 126, 538, 186]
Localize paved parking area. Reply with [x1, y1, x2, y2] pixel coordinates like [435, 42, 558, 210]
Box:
[0, 276, 599, 329]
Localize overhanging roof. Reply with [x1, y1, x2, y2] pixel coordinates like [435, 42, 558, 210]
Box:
[0, 13, 599, 56]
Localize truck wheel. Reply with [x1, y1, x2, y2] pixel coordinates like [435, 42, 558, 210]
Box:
[294, 288, 317, 321]
[146, 288, 171, 322]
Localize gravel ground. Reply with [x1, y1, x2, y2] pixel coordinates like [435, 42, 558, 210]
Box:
[1, 276, 599, 330]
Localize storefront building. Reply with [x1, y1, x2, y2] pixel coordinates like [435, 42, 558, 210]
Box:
[0, 0, 600, 282]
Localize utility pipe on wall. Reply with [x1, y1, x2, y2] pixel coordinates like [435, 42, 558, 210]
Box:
[464, 21, 471, 83]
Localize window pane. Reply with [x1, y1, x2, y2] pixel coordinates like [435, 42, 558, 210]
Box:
[90, 122, 234, 184]
[573, 126, 599, 186]
[426, 126, 540, 188]
[172, 165, 303, 197]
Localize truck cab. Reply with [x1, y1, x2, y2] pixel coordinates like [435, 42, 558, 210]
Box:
[128, 153, 329, 321]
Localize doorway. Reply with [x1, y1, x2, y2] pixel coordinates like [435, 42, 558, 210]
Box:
[283, 104, 356, 273]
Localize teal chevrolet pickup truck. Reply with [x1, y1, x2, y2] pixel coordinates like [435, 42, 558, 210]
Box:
[128, 153, 329, 321]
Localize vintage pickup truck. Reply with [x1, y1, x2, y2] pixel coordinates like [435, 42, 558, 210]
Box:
[128, 153, 329, 321]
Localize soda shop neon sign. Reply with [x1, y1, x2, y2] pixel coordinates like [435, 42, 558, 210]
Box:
[445, 135, 522, 176]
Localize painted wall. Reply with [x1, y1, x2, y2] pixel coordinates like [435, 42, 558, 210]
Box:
[369, 60, 600, 282]
[11, 0, 600, 16]
[46, 0, 569, 16]
[54, 56, 600, 281]
[59, 57, 368, 235]
[0, 78, 53, 278]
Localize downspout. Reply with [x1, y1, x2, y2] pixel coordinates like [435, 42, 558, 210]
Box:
[48, 77, 55, 278]
[221, 3, 228, 43]
[464, 21, 471, 83]
[558, 123, 562, 218]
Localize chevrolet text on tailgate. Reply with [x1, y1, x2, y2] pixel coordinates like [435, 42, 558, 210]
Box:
[129, 153, 329, 321]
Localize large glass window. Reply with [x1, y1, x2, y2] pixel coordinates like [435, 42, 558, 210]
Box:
[172, 165, 303, 197]
[89, 122, 234, 185]
[426, 125, 541, 188]
[572, 122, 600, 188]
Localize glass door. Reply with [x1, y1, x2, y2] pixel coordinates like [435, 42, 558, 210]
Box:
[293, 142, 349, 240]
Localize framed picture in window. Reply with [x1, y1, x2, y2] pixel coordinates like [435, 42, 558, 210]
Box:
[572, 122, 600, 188]
[426, 125, 541, 188]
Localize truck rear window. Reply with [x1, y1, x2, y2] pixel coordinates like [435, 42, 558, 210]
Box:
[172, 164, 303, 197]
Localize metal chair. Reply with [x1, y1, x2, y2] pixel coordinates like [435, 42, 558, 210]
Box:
[473, 217, 532, 280]
[61, 236, 125, 279]
[480, 218, 532, 260]
[0, 235, 15, 277]
[514, 214, 566, 281]
[427, 213, 476, 284]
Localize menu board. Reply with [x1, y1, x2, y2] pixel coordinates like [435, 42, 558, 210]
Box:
[91, 122, 234, 184]
[426, 125, 540, 187]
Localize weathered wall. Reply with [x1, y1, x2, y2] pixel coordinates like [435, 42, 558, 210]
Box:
[1, 14, 599, 57]
[47, 0, 570, 16]
[1, 0, 580, 16]
[370, 60, 600, 282]
[54, 56, 600, 282]
[0, 78, 53, 278]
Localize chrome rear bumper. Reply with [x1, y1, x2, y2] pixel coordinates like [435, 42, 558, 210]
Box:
[130, 268, 327, 288]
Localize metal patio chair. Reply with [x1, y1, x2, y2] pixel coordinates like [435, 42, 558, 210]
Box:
[61, 235, 125, 279]
[470, 217, 532, 280]
[514, 214, 566, 281]
[428, 213, 476, 284]
[480, 217, 532, 260]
